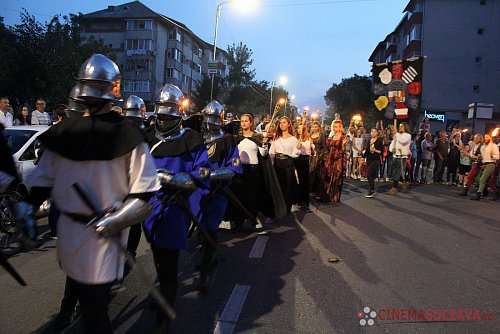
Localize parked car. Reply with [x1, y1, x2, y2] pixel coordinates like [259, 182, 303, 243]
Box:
[3, 125, 50, 196]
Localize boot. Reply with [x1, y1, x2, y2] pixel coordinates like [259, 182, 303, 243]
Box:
[488, 192, 498, 201]
[470, 192, 481, 200]
[458, 188, 468, 196]
[388, 187, 397, 195]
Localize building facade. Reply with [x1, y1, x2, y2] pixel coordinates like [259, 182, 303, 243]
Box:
[79, 1, 229, 106]
[369, 0, 500, 133]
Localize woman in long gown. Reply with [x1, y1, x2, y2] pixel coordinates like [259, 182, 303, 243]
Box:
[317, 120, 347, 204]
[309, 121, 327, 196]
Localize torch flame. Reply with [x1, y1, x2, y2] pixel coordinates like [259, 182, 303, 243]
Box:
[492, 127, 500, 137]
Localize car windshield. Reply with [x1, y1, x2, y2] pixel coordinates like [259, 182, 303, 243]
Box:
[3, 129, 37, 154]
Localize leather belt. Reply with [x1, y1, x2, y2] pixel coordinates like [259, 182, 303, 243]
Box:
[275, 153, 290, 160]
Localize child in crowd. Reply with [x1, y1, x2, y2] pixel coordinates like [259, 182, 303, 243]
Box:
[458, 144, 471, 187]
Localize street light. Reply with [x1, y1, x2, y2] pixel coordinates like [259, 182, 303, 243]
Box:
[269, 76, 287, 116]
[211, 0, 258, 100]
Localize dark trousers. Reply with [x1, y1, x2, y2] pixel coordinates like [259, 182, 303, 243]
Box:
[447, 160, 459, 184]
[58, 276, 78, 318]
[433, 158, 446, 183]
[367, 160, 379, 192]
[151, 247, 180, 307]
[48, 204, 60, 238]
[294, 155, 310, 206]
[409, 157, 416, 182]
[126, 224, 142, 257]
[414, 152, 423, 181]
[66, 276, 114, 334]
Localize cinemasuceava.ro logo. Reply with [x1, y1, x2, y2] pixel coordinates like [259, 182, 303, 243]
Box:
[357, 306, 377, 326]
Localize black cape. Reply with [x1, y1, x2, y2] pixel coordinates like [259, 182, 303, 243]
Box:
[144, 126, 204, 157]
[236, 134, 287, 220]
[39, 112, 144, 161]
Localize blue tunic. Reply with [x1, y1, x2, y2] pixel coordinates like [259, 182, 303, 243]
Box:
[200, 135, 242, 231]
[143, 129, 210, 249]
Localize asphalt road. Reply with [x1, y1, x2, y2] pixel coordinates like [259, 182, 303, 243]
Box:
[1, 181, 499, 333]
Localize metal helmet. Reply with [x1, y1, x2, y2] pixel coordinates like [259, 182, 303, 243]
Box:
[76, 54, 121, 101]
[154, 84, 184, 136]
[65, 83, 87, 116]
[202, 100, 225, 142]
[123, 95, 145, 119]
[154, 84, 183, 118]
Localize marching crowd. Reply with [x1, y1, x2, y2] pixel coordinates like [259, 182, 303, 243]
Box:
[0, 54, 499, 334]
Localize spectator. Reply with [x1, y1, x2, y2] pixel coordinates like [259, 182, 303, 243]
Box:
[53, 104, 69, 124]
[409, 133, 418, 182]
[419, 116, 430, 133]
[0, 97, 13, 127]
[414, 129, 425, 182]
[458, 144, 471, 187]
[225, 112, 234, 125]
[447, 132, 461, 185]
[256, 114, 270, 133]
[433, 132, 449, 184]
[31, 98, 52, 125]
[14, 105, 31, 125]
[420, 132, 434, 184]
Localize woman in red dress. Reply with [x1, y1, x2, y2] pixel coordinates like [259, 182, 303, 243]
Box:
[317, 120, 347, 204]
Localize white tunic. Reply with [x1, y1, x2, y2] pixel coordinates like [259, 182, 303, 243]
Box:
[269, 136, 300, 161]
[28, 142, 160, 284]
[238, 137, 268, 164]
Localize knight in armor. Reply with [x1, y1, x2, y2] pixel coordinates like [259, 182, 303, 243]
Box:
[142, 84, 211, 330]
[198, 101, 242, 290]
[14, 54, 160, 333]
[122, 94, 147, 261]
[123, 94, 146, 128]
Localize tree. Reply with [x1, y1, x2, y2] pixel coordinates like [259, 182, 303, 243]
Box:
[0, 11, 112, 111]
[191, 74, 224, 111]
[227, 42, 255, 87]
[324, 74, 379, 128]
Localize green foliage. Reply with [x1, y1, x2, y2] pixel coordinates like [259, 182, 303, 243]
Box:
[0, 11, 112, 110]
[192, 74, 223, 111]
[324, 74, 380, 128]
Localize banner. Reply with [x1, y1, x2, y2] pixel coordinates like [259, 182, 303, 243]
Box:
[372, 57, 424, 120]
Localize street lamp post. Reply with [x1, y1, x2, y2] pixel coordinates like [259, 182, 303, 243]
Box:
[211, 1, 257, 101]
[210, 1, 228, 101]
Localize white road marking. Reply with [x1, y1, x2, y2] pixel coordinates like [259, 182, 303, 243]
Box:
[213, 284, 251, 334]
[248, 235, 269, 258]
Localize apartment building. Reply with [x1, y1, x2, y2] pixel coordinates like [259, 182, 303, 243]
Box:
[79, 1, 229, 105]
[369, 0, 499, 133]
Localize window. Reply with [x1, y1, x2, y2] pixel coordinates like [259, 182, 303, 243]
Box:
[198, 48, 203, 58]
[182, 74, 189, 84]
[176, 31, 182, 42]
[195, 63, 202, 74]
[475, 56, 482, 64]
[166, 68, 180, 80]
[124, 81, 150, 92]
[174, 49, 182, 61]
[480, 0, 486, 5]
[477, 28, 484, 35]
[473, 85, 480, 93]
[126, 20, 152, 30]
[126, 39, 153, 50]
[167, 49, 173, 59]
[125, 59, 152, 71]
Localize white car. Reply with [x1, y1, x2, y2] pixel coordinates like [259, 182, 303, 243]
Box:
[3, 125, 50, 196]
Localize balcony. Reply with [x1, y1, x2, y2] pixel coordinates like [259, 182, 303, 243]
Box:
[404, 12, 422, 33]
[403, 40, 422, 59]
[384, 44, 397, 60]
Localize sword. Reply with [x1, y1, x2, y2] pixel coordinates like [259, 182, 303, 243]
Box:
[0, 252, 27, 286]
[159, 190, 225, 263]
[71, 183, 176, 321]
